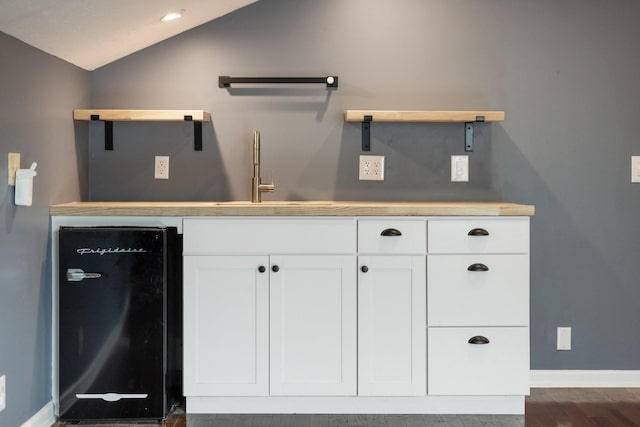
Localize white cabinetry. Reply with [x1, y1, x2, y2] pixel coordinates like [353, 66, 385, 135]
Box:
[182, 215, 530, 413]
[357, 219, 426, 396]
[183, 255, 269, 396]
[183, 218, 357, 398]
[270, 255, 356, 395]
[427, 218, 530, 396]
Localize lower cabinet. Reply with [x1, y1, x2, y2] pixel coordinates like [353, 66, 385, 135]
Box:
[182, 216, 530, 413]
[184, 254, 357, 397]
[270, 255, 357, 395]
[358, 255, 426, 396]
[427, 217, 530, 397]
[183, 255, 269, 396]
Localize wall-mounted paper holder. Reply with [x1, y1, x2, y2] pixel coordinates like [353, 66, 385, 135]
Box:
[15, 162, 37, 206]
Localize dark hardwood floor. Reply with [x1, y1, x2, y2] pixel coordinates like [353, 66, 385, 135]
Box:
[54, 388, 640, 426]
[525, 388, 640, 427]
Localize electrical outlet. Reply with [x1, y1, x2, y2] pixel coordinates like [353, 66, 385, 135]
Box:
[557, 327, 571, 351]
[8, 152, 20, 186]
[154, 156, 169, 180]
[0, 374, 6, 412]
[359, 155, 385, 181]
[632, 156, 640, 183]
[451, 155, 469, 182]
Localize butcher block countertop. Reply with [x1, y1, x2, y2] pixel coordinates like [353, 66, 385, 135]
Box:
[50, 201, 535, 217]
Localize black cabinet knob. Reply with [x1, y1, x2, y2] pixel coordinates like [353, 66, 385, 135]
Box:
[271, 265, 280, 273]
[258, 266, 266, 273]
[361, 266, 369, 273]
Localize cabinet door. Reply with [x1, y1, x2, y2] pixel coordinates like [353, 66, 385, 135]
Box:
[183, 256, 269, 396]
[270, 255, 357, 396]
[358, 256, 426, 396]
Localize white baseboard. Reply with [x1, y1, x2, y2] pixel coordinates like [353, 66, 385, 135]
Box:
[21, 401, 55, 427]
[187, 395, 525, 414]
[531, 370, 640, 388]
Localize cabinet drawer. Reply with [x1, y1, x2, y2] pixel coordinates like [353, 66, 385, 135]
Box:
[184, 218, 356, 254]
[428, 327, 529, 395]
[358, 219, 426, 254]
[428, 218, 529, 254]
[427, 254, 529, 326]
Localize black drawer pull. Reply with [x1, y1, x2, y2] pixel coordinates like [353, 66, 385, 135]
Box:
[381, 228, 402, 237]
[258, 266, 266, 273]
[467, 263, 489, 272]
[361, 266, 369, 273]
[468, 336, 490, 345]
[468, 228, 489, 236]
[271, 265, 279, 273]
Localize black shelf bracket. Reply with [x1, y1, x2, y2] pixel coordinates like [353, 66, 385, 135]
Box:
[183, 115, 203, 151]
[357, 114, 489, 152]
[89, 114, 204, 151]
[219, 75, 338, 89]
[465, 115, 485, 152]
[361, 115, 372, 151]
[91, 114, 113, 151]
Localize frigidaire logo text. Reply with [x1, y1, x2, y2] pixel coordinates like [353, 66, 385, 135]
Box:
[76, 248, 148, 255]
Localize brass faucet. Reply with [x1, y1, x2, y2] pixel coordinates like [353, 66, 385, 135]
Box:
[251, 131, 275, 203]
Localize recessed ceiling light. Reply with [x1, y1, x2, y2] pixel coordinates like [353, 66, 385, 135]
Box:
[161, 9, 185, 22]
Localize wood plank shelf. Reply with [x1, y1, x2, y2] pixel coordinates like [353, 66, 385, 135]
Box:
[344, 110, 504, 123]
[344, 110, 505, 151]
[74, 109, 211, 151]
[73, 109, 211, 122]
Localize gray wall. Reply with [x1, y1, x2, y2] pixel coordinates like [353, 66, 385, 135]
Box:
[0, 33, 89, 425]
[90, 0, 640, 369]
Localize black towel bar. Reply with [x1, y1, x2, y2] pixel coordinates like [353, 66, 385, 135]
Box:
[219, 76, 338, 88]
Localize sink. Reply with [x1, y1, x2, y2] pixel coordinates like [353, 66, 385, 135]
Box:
[219, 201, 335, 206]
[259, 201, 334, 206]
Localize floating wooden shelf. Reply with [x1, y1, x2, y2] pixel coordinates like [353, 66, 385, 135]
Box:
[73, 109, 211, 122]
[344, 110, 505, 151]
[344, 110, 504, 123]
[74, 109, 211, 151]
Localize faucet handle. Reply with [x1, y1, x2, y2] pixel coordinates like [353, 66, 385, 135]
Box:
[259, 172, 275, 193]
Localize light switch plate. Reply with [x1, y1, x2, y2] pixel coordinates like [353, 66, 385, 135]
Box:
[451, 155, 469, 182]
[557, 327, 571, 351]
[8, 153, 20, 186]
[632, 156, 640, 183]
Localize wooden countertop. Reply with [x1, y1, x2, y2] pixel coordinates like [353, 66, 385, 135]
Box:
[50, 201, 535, 217]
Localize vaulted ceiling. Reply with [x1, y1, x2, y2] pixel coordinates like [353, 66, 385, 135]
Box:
[0, 0, 258, 70]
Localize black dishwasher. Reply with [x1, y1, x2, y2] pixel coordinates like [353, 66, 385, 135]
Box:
[58, 226, 181, 422]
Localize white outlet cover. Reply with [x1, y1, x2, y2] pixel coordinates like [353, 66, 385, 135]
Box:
[632, 156, 640, 183]
[0, 374, 5, 412]
[359, 155, 385, 181]
[557, 327, 571, 351]
[154, 156, 169, 180]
